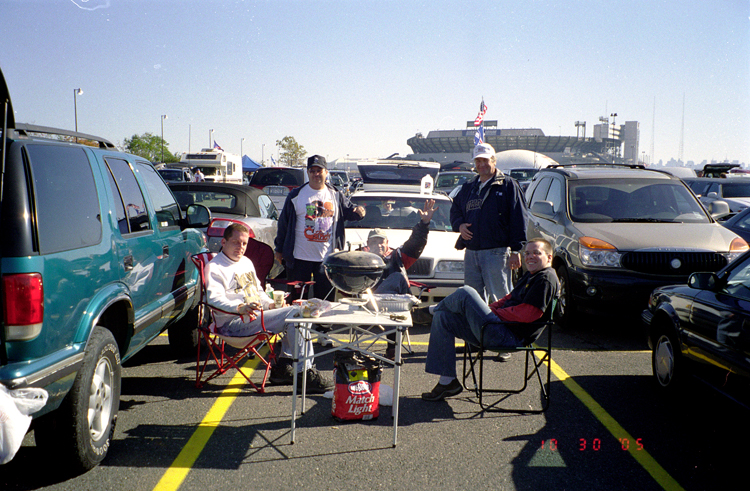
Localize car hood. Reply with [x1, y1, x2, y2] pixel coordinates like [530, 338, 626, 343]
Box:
[344, 229, 464, 262]
[574, 222, 741, 251]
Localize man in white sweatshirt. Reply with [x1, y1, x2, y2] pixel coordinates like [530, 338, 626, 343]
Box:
[206, 222, 333, 393]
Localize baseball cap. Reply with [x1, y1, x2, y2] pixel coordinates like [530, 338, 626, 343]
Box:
[307, 155, 327, 170]
[473, 143, 495, 160]
[368, 229, 387, 240]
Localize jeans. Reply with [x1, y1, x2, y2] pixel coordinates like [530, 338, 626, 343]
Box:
[219, 306, 313, 371]
[425, 286, 520, 378]
[464, 247, 512, 303]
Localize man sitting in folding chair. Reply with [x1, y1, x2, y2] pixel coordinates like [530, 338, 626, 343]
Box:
[206, 223, 334, 393]
[363, 198, 437, 359]
[421, 238, 559, 401]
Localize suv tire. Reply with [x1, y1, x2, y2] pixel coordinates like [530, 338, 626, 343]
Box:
[35, 326, 121, 472]
[555, 264, 576, 327]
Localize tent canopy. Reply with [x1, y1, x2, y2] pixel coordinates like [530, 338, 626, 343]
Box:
[243, 155, 261, 171]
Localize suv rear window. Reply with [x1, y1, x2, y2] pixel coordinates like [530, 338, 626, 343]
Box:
[249, 168, 305, 187]
[27, 144, 102, 253]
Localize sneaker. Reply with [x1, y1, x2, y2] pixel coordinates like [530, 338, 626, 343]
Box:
[411, 306, 433, 326]
[269, 359, 294, 385]
[299, 367, 334, 394]
[494, 352, 512, 362]
[421, 379, 464, 401]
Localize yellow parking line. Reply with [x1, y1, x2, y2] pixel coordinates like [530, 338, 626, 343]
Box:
[549, 359, 685, 491]
[152, 355, 264, 491]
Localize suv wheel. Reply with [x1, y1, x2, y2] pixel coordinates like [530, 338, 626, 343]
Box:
[35, 326, 121, 472]
[555, 264, 576, 326]
[652, 327, 683, 391]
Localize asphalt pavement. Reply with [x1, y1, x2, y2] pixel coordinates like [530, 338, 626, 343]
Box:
[2, 314, 745, 491]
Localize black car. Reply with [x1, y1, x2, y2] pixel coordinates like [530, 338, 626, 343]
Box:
[722, 207, 750, 243]
[248, 166, 308, 210]
[642, 250, 750, 395]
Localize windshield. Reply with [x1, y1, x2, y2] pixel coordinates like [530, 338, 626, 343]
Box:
[569, 179, 709, 223]
[722, 182, 750, 198]
[345, 196, 453, 232]
[436, 173, 471, 189]
[509, 169, 539, 181]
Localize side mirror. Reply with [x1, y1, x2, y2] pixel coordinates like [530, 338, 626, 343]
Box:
[688, 272, 720, 291]
[531, 200, 555, 220]
[185, 204, 211, 228]
[708, 200, 730, 219]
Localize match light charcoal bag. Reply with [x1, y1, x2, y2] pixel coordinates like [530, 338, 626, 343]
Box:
[331, 350, 381, 421]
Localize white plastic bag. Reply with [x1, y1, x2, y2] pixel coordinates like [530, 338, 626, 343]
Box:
[0, 385, 48, 465]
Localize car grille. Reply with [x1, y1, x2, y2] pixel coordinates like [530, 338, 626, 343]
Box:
[406, 258, 433, 277]
[621, 251, 727, 275]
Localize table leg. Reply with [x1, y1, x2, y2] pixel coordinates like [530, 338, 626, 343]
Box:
[291, 322, 298, 444]
[392, 326, 402, 447]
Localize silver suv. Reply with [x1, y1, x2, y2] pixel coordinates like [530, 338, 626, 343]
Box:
[524, 164, 748, 325]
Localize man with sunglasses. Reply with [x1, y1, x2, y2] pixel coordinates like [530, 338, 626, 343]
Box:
[421, 238, 559, 401]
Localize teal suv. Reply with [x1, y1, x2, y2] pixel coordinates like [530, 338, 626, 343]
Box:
[0, 70, 209, 471]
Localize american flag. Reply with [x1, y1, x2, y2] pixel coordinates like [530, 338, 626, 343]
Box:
[213, 141, 224, 151]
[473, 99, 487, 126]
[474, 124, 485, 145]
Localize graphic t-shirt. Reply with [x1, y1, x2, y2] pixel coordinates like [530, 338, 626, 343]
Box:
[293, 185, 335, 261]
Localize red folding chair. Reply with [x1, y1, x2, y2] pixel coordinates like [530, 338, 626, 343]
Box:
[192, 252, 276, 393]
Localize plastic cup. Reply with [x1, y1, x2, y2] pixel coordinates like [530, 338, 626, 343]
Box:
[273, 290, 285, 308]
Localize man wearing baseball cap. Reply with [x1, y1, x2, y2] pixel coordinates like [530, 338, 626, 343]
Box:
[450, 142, 528, 304]
[275, 155, 366, 301]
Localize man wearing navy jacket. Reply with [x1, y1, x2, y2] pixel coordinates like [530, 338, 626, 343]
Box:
[450, 143, 528, 304]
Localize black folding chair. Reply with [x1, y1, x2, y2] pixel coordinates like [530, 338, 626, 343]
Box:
[462, 298, 557, 413]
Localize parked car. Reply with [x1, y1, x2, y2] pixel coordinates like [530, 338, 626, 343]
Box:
[524, 164, 748, 325]
[0, 69, 209, 471]
[435, 171, 474, 196]
[248, 166, 308, 210]
[158, 166, 193, 182]
[684, 177, 750, 214]
[344, 161, 463, 305]
[642, 249, 750, 395]
[169, 182, 278, 251]
[722, 207, 750, 243]
[329, 169, 351, 195]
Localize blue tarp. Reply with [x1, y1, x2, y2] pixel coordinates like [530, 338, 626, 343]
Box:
[242, 155, 261, 171]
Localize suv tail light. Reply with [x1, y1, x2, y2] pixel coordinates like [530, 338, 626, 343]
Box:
[3, 273, 44, 341]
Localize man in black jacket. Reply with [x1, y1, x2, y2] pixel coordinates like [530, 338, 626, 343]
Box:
[450, 143, 528, 304]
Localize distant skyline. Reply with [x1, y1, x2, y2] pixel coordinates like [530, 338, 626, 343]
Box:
[1, 1, 747, 165]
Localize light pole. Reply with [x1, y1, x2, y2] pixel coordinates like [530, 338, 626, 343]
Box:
[209, 129, 214, 148]
[610, 113, 618, 158]
[262, 143, 265, 166]
[241, 137, 245, 157]
[160, 114, 167, 163]
[73, 88, 83, 141]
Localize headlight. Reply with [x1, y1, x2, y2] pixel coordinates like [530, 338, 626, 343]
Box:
[725, 237, 750, 263]
[435, 260, 464, 273]
[579, 236, 622, 268]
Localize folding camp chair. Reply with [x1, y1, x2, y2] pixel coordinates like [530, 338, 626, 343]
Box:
[461, 298, 557, 413]
[192, 252, 276, 393]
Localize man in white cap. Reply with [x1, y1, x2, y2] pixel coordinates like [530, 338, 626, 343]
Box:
[450, 142, 528, 304]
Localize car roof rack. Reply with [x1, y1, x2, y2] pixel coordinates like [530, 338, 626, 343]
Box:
[12, 123, 116, 149]
[548, 163, 647, 170]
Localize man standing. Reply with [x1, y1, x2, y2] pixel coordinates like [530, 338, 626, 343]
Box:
[193, 168, 205, 182]
[275, 155, 366, 300]
[450, 142, 527, 303]
[421, 238, 559, 401]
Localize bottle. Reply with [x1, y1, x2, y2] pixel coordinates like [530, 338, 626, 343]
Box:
[265, 283, 274, 299]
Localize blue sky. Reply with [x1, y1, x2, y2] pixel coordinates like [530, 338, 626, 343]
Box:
[1, 0, 748, 165]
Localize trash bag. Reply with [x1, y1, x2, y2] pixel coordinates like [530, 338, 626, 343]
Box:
[0, 384, 48, 465]
[331, 350, 381, 421]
